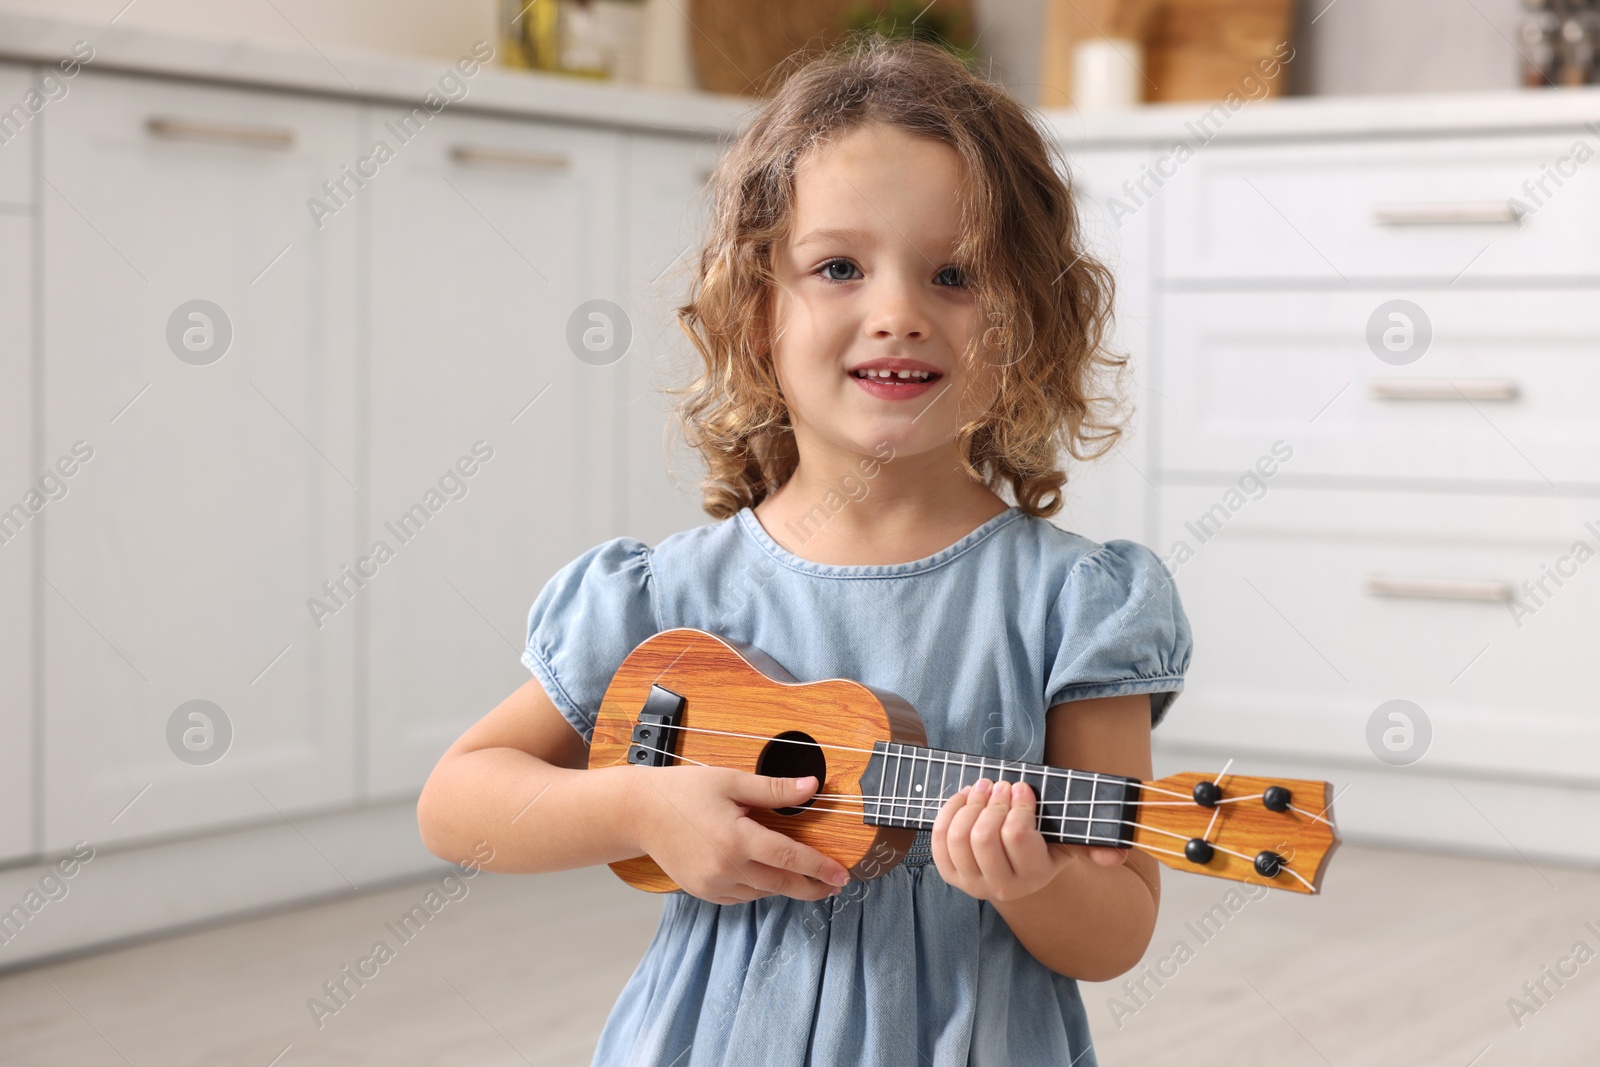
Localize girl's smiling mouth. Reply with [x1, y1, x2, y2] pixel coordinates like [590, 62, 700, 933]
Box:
[847, 359, 944, 400]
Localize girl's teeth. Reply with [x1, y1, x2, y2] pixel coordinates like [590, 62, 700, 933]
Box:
[855, 369, 935, 381]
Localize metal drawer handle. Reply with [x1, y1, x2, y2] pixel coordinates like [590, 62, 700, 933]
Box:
[1369, 378, 1520, 402]
[146, 116, 295, 149]
[1371, 201, 1523, 227]
[449, 145, 571, 170]
[1365, 575, 1513, 603]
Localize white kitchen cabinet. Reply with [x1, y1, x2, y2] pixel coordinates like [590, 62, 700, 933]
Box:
[1156, 289, 1600, 488]
[615, 132, 720, 547]
[1055, 147, 1157, 546]
[1160, 135, 1600, 282]
[0, 63, 32, 206]
[0, 211, 32, 863]
[40, 71, 362, 849]
[1134, 117, 1600, 860]
[363, 107, 623, 799]
[0, 14, 755, 966]
[1155, 485, 1600, 782]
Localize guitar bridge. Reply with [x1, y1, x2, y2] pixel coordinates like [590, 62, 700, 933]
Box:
[626, 684, 685, 767]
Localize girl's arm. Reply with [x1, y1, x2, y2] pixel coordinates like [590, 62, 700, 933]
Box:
[416, 677, 648, 872]
[931, 693, 1161, 982]
[416, 676, 852, 903]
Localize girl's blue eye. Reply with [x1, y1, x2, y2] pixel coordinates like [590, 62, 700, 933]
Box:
[814, 259, 969, 286]
[818, 259, 861, 282]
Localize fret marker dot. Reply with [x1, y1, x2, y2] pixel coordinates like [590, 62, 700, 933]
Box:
[914, 784, 922, 791]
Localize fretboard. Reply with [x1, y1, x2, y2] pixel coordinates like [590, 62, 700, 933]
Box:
[857, 741, 1141, 848]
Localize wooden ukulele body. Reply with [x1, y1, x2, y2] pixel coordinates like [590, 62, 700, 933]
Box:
[590, 628, 927, 892]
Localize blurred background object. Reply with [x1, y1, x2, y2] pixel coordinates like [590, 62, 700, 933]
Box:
[1064, 0, 1157, 111]
[1141, 0, 1293, 99]
[498, 0, 648, 83]
[1043, 0, 1294, 107]
[684, 0, 975, 96]
[1521, 0, 1564, 86]
[639, 0, 699, 90]
[1041, 0, 1546, 102]
[1517, 0, 1600, 88]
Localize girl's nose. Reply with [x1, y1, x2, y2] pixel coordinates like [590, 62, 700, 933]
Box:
[865, 273, 931, 341]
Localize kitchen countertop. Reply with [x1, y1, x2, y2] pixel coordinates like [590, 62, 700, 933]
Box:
[0, 9, 756, 139]
[1047, 83, 1600, 149]
[4, 9, 1600, 146]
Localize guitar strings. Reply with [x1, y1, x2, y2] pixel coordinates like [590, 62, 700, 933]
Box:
[618, 738, 1317, 892]
[622, 741, 1129, 817]
[1202, 759, 1234, 844]
[619, 720, 1335, 828]
[616, 726, 1337, 844]
[802, 789, 1316, 891]
[620, 721, 1336, 856]
[629, 721, 1194, 800]
[635, 750, 1315, 893]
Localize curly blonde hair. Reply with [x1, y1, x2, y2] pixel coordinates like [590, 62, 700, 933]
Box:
[666, 32, 1126, 520]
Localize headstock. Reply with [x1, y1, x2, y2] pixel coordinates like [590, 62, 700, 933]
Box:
[1133, 771, 1340, 894]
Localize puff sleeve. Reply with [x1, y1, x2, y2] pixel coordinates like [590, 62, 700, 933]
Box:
[522, 537, 659, 744]
[1044, 540, 1193, 727]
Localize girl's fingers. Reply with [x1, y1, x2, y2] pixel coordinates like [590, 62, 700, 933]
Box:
[929, 786, 963, 875]
[967, 780, 1019, 884]
[944, 786, 985, 883]
[710, 879, 768, 905]
[999, 782, 1054, 880]
[740, 859, 839, 902]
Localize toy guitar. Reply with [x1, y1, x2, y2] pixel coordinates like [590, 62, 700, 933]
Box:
[590, 629, 1340, 895]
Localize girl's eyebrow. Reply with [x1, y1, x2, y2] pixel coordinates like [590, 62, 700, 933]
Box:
[793, 226, 875, 248]
[793, 226, 962, 255]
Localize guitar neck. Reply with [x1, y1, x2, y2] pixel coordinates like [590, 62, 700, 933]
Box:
[857, 741, 1141, 849]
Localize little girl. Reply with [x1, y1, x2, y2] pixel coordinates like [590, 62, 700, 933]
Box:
[419, 33, 1191, 1067]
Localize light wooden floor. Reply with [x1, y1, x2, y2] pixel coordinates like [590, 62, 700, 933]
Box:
[1, 842, 1595, 1066]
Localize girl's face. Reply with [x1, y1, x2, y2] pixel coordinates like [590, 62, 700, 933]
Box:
[766, 123, 998, 465]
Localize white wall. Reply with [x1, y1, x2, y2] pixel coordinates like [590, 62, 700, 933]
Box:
[0, 0, 500, 63]
[1290, 0, 1523, 96]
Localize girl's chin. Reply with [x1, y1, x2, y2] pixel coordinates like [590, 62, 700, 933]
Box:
[817, 426, 944, 463]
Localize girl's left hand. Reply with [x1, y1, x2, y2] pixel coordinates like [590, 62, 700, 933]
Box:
[930, 778, 1128, 902]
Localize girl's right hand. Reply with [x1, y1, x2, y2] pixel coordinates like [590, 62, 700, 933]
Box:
[630, 767, 853, 905]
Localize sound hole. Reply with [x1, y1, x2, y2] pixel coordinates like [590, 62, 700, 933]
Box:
[755, 731, 826, 816]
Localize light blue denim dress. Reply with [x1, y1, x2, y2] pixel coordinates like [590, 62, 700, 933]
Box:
[522, 505, 1192, 1067]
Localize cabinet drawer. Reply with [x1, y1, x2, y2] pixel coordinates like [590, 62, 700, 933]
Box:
[1160, 135, 1600, 281]
[0, 64, 33, 205]
[1154, 487, 1600, 782]
[1156, 290, 1600, 487]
